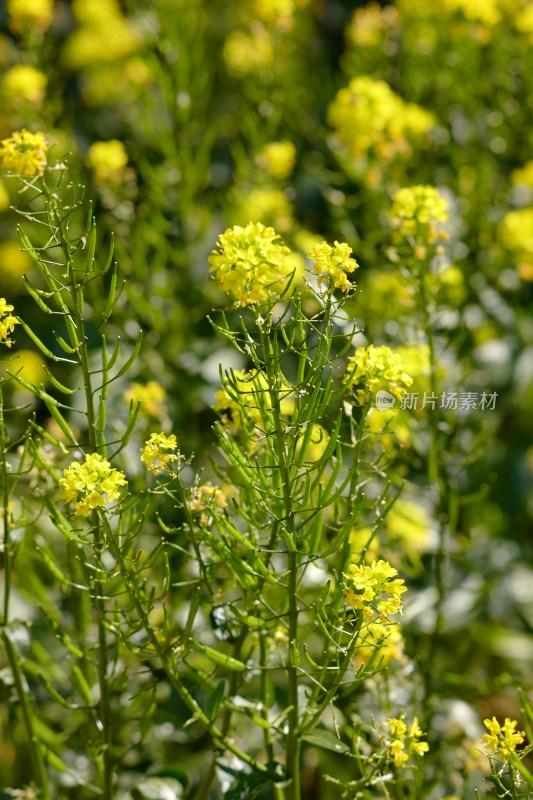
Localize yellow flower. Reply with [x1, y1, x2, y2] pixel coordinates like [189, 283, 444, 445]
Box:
[512, 160, 533, 189]
[500, 208, 533, 256]
[482, 717, 525, 758]
[442, 0, 501, 25]
[7, 0, 53, 34]
[187, 482, 228, 526]
[328, 76, 434, 168]
[124, 381, 167, 420]
[308, 240, 359, 293]
[140, 432, 179, 474]
[0, 130, 48, 177]
[345, 558, 406, 622]
[1, 65, 47, 107]
[209, 222, 293, 306]
[86, 140, 128, 183]
[223, 29, 273, 78]
[0, 241, 32, 283]
[63, 0, 140, 69]
[355, 621, 404, 666]
[385, 716, 429, 767]
[59, 453, 127, 517]
[390, 185, 449, 244]
[231, 188, 294, 233]
[386, 499, 431, 556]
[255, 140, 296, 180]
[344, 344, 413, 405]
[294, 423, 330, 463]
[0, 297, 19, 348]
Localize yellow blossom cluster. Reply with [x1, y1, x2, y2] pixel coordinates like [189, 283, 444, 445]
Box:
[481, 717, 525, 758]
[187, 482, 228, 526]
[255, 140, 296, 180]
[355, 621, 404, 667]
[209, 222, 293, 306]
[86, 140, 128, 183]
[7, 0, 54, 34]
[231, 188, 294, 233]
[344, 344, 413, 405]
[223, 29, 274, 78]
[124, 381, 167, 420]
[59, 453, 127, 517]
[1, 65, 47, 108]
[344, 558, 406, 622]
[385, 716, 429, 766]
[512, 160, 533, 189]
[390, 185, 449, 244]
[442, 0, 502, 25]
[0, 130, 48, 177]
[140, 433, 179, 474]
[0, 298, 19, 348]
[499, 208, 533, 262]
[328, 76, 434, 168]
[386, 499, 431, 557]
[308, 240, 359, 293]
[346, 4, 400, 49]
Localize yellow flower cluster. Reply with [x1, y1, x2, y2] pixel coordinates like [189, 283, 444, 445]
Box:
[0, 298, 19, 348]
[308, 240, 359, 293]
[516, 5, 533, 41]
[386, 499, 431, 557]
[344, 344, 413, 405]
[223, 29, 273, 78]
[390, 185, 449, 244]
[231, 188, 294, 233]
[60, 453, 127, 517]
[2, 66, 47, 107]
[355, 621, 404, 667]
[7, 0, 54, 34]
[140, 433, 179, 474]
[328, 76, 434, 166]
[385, 717, 429, 766]
[346, 4, 400, 49]
[442, 0, 502, 26]
[344, 558, 406, 622]
[187, 482, 228, 526]
[86, 140, 128, 183]
[512, 160, 533, 189]
[482, 717, 525, 758]
[500, 208, 533, 257]
[209, 222, 293, 306]
[0, 130, 48, 177]
[63, 0, 140, 70]
[124, 381, 167, 420]
[255, 140, 296, 180]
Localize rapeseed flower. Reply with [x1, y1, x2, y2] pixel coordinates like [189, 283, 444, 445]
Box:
[345, 558, 406, 622]
[482, 717, 525, 758]
[209, 222, 293, 306]
[7, 0, 53, 34]
[256, 141, 296, 180]
[223, 29, 273, 78]
[188, 482, 228, 526]
[384, 716, 429, 766]
[344, 344, 413, 405]
[86, 140, 128, 183]
[140, 432, 179, 474]
[308, 240, 359, 293]
[60, 453, 127, 517]
[2, 65, 47, 107]
[390, 185, 449, 244]
[0, 130, 48, 177]
[0, 298, 19, 347]
[124, 381, 167, 420]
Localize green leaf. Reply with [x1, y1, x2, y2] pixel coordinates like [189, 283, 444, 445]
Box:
[130, 777, 184, 800]
[301, 729, 350, 754]
[206, 679, 226, 721]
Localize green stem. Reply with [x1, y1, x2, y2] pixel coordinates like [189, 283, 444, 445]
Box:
[259, 323, 300, 800]
[47, 184, 114, 800]
[0, 404, 50, 799]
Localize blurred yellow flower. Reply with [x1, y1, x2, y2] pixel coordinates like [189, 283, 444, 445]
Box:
[63, 0, 140, 70]
[346, 4, 400, 49]
[223, 29, 273, 78]
[295, 423, 330, 463]
[86, 140, 128, 183]
[124, 381, 167, 420]
[11, 349, 47, 389]
[0, 181, 9, 212]
[356, 622, 404, 667]
[442, 0, 501, 25]
[255, 140, 296, 180]
[7, 0, 53, 34]
[499, 208, 533, 256]
[512, 160, 533, 189]
[328, 77, 434, 169]
[390, 185, 449, 244]
[2, 65, 47, 107]
[231, 187, 294, 233]
[0, 129, 48, 177]
[386, 499, 431, 556]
